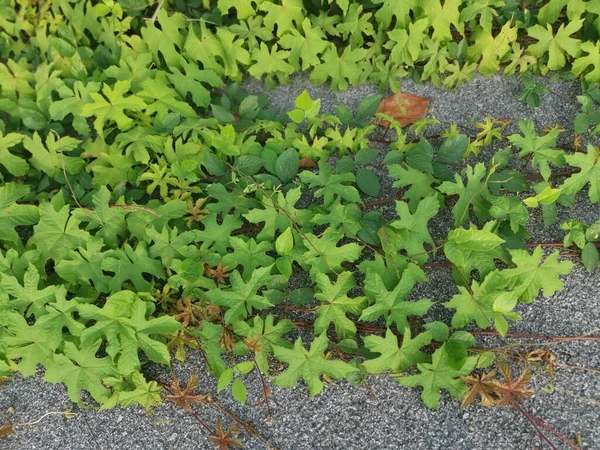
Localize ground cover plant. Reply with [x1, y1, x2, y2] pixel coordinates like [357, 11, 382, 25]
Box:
[1, 0, 600, 448]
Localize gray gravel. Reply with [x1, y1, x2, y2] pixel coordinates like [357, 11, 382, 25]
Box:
[1, 74, 599, 450]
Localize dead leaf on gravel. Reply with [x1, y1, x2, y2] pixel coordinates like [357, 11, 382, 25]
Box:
[0, 423, 15, 437]
[375, 92, 429, 127]
[209, 419, 243, 450]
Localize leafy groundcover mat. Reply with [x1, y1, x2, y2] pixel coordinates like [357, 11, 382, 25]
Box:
[0, 1, 599, 449]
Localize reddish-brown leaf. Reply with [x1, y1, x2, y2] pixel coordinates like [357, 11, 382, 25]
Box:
[165, 375, 208, 412]
[204, 263, 231, 284]
[209, 419, 243, 450]
[299, 157, 317, 168]
[375, 92, 429, 127]
[492, 362, 534, 406]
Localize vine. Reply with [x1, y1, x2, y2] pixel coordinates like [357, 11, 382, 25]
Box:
[0, 0, 599, 448]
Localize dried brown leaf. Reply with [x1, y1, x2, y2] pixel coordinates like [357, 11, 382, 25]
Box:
[375, 92, 429, 127]
[0, 424, 14, 437]
[492, 362, 535, 406]
[165, 375, 208, 412]
[299, 157, 317, 168]
[204, 263, 231, 284]
[461, 370, 500, 408]
[209, 419, 243, 450]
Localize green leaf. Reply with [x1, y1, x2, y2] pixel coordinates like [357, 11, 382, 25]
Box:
[422, 0, 463, 42]
[356, 95, 382, 119]
[194, 213, 242, 255]
[356, 168, 380, 197]
[78, 291, 182, 375]
[500, 246, 573, 302]
[206, 266, 274, 324]
[233, 314, 293, 373]
[101, 243, 164, 293]
[81, 80, 145, 136]
[275, 227, 294, 256]
[217, 368, 233, 392]
[438, 163, 491, 226]
[438, 135, 468, 163]
[0, 132, 28, 176]
[167, 60, 224, 108]
[231, 378, 247, 404]
[192, 322, 227, 376]
[272, 333, 357, 396]
[444, 222, 506, 281]
[102, 372, 163, 413]
[0, 264, 57, 319]
[314, 271, 366, 339]
[294, 90, 314, 111]
[206, 183, 259, 217]
[489, 196, 529, 234]
[55, 238, 111, 293]
[184, 24, 251, 81]
[388, 164, 439, 212]
[526, 20, 583, 71]
[537, 0, 586, 25]
[561, 145, 600, 202]
[363, 328, 432, 374]
[299, 161, 361, 206]
[0, 312, 58, 377]
[360, 264, 431, 331]
[310, 46, 369, 90]
[523, 186, 563, 208]
[0, 183, 39, 244]
[444, 271, 520, 334]
[217, 0, 257, 19]
[572, 41, 600, 83]
[248, 43, 294, 83]
[259, 0, 304, 36]
[406, 139, 434, 173]
[582, 243, 599, 272]
[146, 226, 196, 267]
[243, 187, 311, 242]
[35, 291, 86, 344]
[335, 4, 375, 49]
[275, 148, 300, 183]
[44, 340, 119, 404]
[221, 236, 274, 281]
[29, 203, 91, 267]
[301, 229, 363, 280]
[388, 195, 440, 264]
[507, 120, 564, 181]
[354, 148, 379, 165]
[73, 186, 128, 248]
[137, 72, 196, 118]
[372, 0, 419, 28]
[396, 344, 477, 409]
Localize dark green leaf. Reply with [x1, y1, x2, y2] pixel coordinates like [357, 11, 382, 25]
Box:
[582, 242, 599, 272]
[354, 148, 379, 165]
[336, 339, 359, 354]
[335, 156, 356, 173]
[211, 104, 235, 123]
[234, 155, 263, 175]
[334, 105, 354, 124]
[289, 288, 314, 305]
[356, 168, 380, 197]
[356, 94, 382, 119]
[406, 139, 433, 173]
[438, 134, 468, 163]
